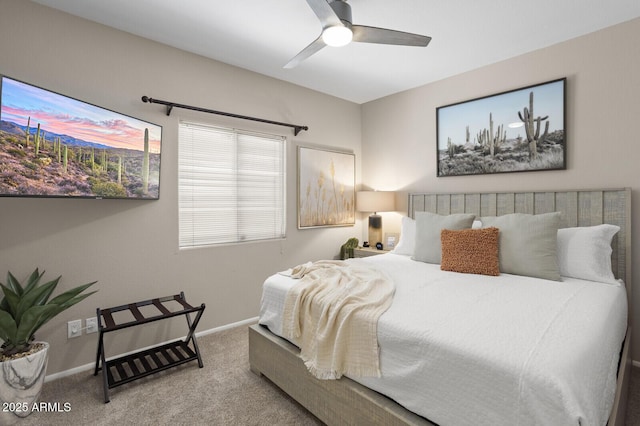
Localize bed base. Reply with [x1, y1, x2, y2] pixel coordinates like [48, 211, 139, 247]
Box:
[248, 324, 435, 425]
[610, 328, 631, 426]
[249, 323, 630, 426]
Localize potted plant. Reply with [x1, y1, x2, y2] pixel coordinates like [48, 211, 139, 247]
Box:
[0, 268, 96, 423]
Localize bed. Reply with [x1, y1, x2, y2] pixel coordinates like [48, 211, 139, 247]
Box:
[249, 188, 632, 426]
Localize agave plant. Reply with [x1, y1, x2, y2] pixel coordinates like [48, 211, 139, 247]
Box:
[0, 268, 97, 358]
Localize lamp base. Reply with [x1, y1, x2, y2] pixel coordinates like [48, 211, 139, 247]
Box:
[368, 214, 382, 246]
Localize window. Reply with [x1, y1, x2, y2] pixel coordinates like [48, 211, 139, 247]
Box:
[178, 122, 286, 248]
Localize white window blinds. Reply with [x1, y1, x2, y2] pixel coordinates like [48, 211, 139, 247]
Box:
[178, 122, 286, 248]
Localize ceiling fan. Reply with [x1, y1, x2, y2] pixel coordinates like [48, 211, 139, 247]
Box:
[285, 0, 431, 68]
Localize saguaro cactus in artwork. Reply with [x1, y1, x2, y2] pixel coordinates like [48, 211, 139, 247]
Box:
[35, 123, 41, 155]
[518, 91, 549, 161]
[447, 137, 455, 158]
[478, 127, 487, 152]
[63, 145, 68, 173]
[477, 113, 506, 157]
[25, 117, 31, 148]
[117, 155, 122, 185]
[488, 114, 495, 156]
[101, 149, 107, 172]
[142, 128, 150, 195]
[488, 113, 506, 156]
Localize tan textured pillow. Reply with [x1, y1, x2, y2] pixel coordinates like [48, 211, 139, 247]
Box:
[441, 227, 500, 276]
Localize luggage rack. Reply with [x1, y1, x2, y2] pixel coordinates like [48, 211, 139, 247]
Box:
[94, 292, 205, 403]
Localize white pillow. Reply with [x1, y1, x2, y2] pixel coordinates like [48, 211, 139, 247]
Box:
[391, 216, 416, 256]
[557, 224, 620, 284]
[472, 219, 482, 229]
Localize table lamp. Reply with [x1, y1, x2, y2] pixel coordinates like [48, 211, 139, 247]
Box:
[356, 191, 395, 247]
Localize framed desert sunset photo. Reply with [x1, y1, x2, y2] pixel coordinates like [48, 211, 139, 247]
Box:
[0, 76, 162, 199]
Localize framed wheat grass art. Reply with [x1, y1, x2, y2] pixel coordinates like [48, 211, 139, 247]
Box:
[297, 145, 355, 229]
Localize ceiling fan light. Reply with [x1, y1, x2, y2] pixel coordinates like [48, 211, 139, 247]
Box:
[322, 26, 353, 47]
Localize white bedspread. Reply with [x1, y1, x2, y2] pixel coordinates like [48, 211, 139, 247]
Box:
[259, 253, 627, 426]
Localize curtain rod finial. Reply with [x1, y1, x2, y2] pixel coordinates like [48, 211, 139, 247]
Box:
[294, 126, 309, 136]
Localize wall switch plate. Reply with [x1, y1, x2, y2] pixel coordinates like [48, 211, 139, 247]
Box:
[68, 319, 82, 338]
[86, 317, 98, 334]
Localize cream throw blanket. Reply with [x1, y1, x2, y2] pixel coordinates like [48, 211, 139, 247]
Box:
[281, 260, 395, 380]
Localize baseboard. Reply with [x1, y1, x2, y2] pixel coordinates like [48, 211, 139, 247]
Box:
[44, 316, 259, 383]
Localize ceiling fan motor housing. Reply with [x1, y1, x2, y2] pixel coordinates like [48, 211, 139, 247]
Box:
[329, 0, 352, 27]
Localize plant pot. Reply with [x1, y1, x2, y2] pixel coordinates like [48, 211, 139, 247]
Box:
[0, 342, 49, 425]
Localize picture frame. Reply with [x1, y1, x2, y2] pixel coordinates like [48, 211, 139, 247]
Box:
[385, 233, 399, 250]
[436, 78, 566, 177]
[297, 145, 355, 229]
[0, 75, 162, 199]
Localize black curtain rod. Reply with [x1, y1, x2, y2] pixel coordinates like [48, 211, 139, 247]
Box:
[141, 96, 308, 136]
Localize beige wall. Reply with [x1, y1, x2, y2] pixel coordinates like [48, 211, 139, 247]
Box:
[0, 0, 362, 375]
[362, 18, 640, 359]
[2, 0, 638, 376]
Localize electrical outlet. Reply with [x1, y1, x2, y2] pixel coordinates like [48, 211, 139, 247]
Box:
[86, 317, 98, 334]
[68, 319, 82, 338]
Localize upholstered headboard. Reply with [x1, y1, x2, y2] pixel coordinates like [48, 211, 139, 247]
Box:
[408, 188, 631, 285]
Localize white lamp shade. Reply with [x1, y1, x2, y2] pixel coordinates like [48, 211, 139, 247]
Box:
[356, 191, 395, 213]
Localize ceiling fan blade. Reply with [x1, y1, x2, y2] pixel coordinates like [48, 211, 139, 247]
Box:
[284, 35, 327, 68]
[305, 0, 342, 28]
[352, 25, 431, 47]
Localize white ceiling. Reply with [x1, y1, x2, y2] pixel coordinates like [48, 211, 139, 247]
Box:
[32, 0, 640, 104]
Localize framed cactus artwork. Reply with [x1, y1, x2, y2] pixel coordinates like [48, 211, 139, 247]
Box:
[436, 78, 566, 177]
[297, 145, 355, 229]
[0, 75, 162, 199]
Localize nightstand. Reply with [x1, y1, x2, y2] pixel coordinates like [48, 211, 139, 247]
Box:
[353, 247, 390, 258]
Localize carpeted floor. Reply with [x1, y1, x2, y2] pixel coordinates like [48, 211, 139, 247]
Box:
[14, 325, 640, 425]
[20, 325, 321, 426]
